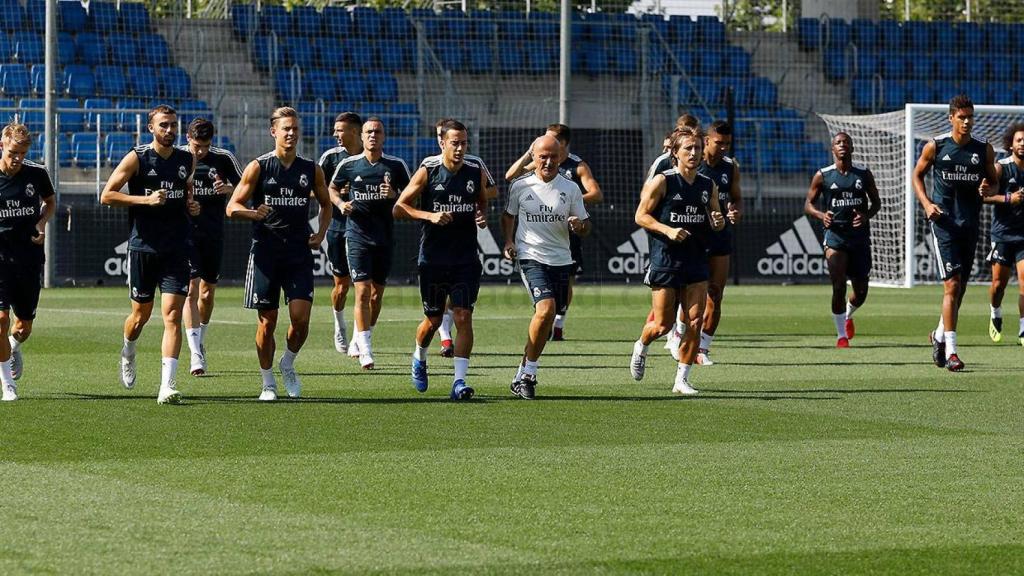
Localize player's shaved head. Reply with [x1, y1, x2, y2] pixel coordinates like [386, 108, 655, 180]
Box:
[532, 134, 562, 181]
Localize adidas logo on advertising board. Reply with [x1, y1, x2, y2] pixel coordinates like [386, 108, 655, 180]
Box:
[476, 227, 515, 276]
[757, 217, 827, 276]
[607, 228, 649, 275]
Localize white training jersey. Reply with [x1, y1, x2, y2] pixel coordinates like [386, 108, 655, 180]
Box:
[505, 172, 589, 266]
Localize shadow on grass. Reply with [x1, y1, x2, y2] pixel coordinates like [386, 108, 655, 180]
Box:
[47, 392, 843, 403]
[702, 387, 976, 395]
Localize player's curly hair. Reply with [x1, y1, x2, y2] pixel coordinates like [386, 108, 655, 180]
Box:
[1, 121, 31, 146]
[1001, 123, 1024, 153]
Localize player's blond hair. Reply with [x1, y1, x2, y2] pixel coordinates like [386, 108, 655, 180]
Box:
[1, 122, 32, 146]
[670, 125, 703, 154]
[270, 106, 298, 127]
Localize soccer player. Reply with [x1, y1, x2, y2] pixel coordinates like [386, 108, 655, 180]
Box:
[226, 107, 331, 401]
[100, 104, 199, 404]
[985, 123, 1024, 344]
[394, 119, 489, 400]
[318, 111, 362, 354]
[646, 114, 701, 181]
[180, 118, 242, 377]
[431, 118, 497, 358]
[0, 123, 56, 401]
[804, 132, 880, 347]
[330, 117, 411, 369]
[913, 94, 999, 371]
[502, 134, 591, 399]
[505, 123, 602, 340]
[629, 126, 725, 395]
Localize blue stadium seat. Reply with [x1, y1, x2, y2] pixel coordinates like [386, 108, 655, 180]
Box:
[84, 98, 114, 130]
[306, 69, 337, 101]
[851, 19, 877, 47]
[231, 4, 258, 40]
[378, 40, 413, 73]
[468, 11, 496, 39]
[261, 5, 290, 37]
[291, 6, 321, 37]
[389, 102, 418, 136]
[337, 72, 368, 102]
[904, 21, 931, 49]
[437, 47, 466, 71]
[213, 135, 236, 155]
[13, 32, 44, 64]
[878, 20, 902, 49]
[347, 40, 378, 71]
[161, 67, 192, 99]
[366, 72, 398, 102]
[2, 64, 34, 97]
[823, 48, 846, 82]
[59, 1, 88, 34]
[39, 133, 73, 166]
[933, 22, 955, 50]
[297, 101, 328, 136]
[0, 33, 11, 62]
[613, 45, 638, 75]
[985, 22, 1009, 55]
[315, 37, 344, 68]
[89, 2, 120, 34]
[57, 32, 75, 65]
[0, 3, 24, 32]
[956, 22, 982, 52]
[903, 52, 932, 79]
[413, 137, 437, 164]
[17, 98, 45, 132]
[882, 80, 905, 110]
[852, 51, 879, 79]
[697, 50, 723, 76]
[127, 66, 159, 98]
[76, 32, 108, 66]
[251, 36, 281, 71]
[751, 77, 778, 108]
[826, 19, 850, 48]
[850, 79, 874, 112]
[724, 46, 752, 77]
[116, 98, 149, 130]
[26, 0, 44, 31]
[120, 2, 150, 32]
[58, 98, 86, 132]
[323, 6, 351, 37]
[383, 8, 412, 39]
[697, 16, 726, 46]
[388, 138, 413, 167]
[359, 103, 385, 119]
[880, 51, 907, 78]
[582, 46, 610, 75]
[72, 132, 100, 167]
[274, 68, 303, 103]
[797, 18, 819, 50]
[283, 38, 315, 67]
[140, 36, 170, 66]
[108, 33, 138, 66]
[105, 133, 136, 165]
[31, 64, 64, 95]
[905, 80, 933, 104]
[351, 7, 381, 36]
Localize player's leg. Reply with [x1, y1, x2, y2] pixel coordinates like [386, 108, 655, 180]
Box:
[157, 291, 187, 404]
[7, 315, 32, 383]
[327, 229, 351, 353]
[121, 251, 157, 390]
[511, 262, 565, 399]
[941, 235, 974, 370]
[448, 265, 480, 400]
[277, 256, 314, 398]
[411, 266, 445, 392]
[673, 281, 707, 395]
[699, 254, 729, 363]
[256, 308, 279, 400]
[184, 277, 205, 376]
[438, 298, 455, 358]
[6, 265, 41, 383]
[825, 248, 851, 347]
[988, 244, 1010, 342]
[198, 279, 216, 349]
[553, 235, 583, 341]
[631, 285, 676, 381]
[0, 309, 15, 400]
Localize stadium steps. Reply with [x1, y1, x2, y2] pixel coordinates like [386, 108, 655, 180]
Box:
[154, 18, 273, 161]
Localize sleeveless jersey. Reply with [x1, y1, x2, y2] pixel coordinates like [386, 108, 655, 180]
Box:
[417, 155, 483, 267]
[252, 152, 316, 248]
[331, 153, 411, 247]
[647, 169, 715, 271]
[991, 157, 1024, 243]
[646, 151, 673, 182]
[181, 145, 242, 240]
[126, 144, 193, 254]
[699, 156, 735, 231]
[819, 163, 872, 245]
[0, 160, 54, 264]
[319, 145, 355, 232]
[931, 133, 988, 229]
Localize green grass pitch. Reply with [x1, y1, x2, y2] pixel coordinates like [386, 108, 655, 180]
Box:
[1, 284, 1022, 574]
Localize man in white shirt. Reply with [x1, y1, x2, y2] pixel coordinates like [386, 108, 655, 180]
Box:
[501, 134, 591, 399]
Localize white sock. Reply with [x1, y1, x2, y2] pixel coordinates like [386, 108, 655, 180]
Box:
[281, 348, 297, 369]
[553, 314, 565, 329]
[454, 357, 469, 381]
[635, 339, 649, 355]
[358, 330, 372, 354]
[699, 331, 713, 351]
[944, 331, 957, 357]
[161, 357, 177, 386]
[676, 362, 691, 382]
[991, 305, 1002, 319]
[260, 367, 276, 388]
[9, 335, 21, 352]
[413, 344, 428, 362]
[833, 313, 848, 339]
[674, 318, 685, 335]
[122, 336, 137, 356]
[0, 359, 13, 385]
[438, 311, 454, 341]
[846, 301, 859, 319]
[186, 328, 202, 355]
[199, 323, 209, 345]
[333, 309, 346, 332]
[524, 359, 539, 376]
[934, 318, 945, 342]
[1019, 318, 1024, 336]
[352, 321, 359, 342]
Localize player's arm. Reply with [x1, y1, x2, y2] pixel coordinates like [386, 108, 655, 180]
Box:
[310, 165, 331, 248]
[225, 160, 270, 221]
[31, 176, 57, 246]
[186, 152, 200, 216]
[216, 152, 243, 195]
[504, 148, 534, 182]
[393, 167, 451, 225]
[727, 161, 743, 224]
[501, 182, 521, 258]
[864, 170, 881, 219]
[803, 171, 830, 227]
[983, 162, 1023, 205]
[913, 140, 942, 221]
[100, 152, 160, 207]
[568, 186, 592, 237]
[476, 171, 491, 228]
[979, 143, 1000, 198]
[708, 183, 725, 231]
[576, 161, 603, 204]
[328, 162, 351, 214]
[635, 175, 686, 242]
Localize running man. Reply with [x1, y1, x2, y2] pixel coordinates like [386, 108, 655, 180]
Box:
[630, 126, 725, 395]
[505, 123, 602, 340]
[227, 107, 330, 401]
[805, 132, 880, 347]
[318, 111, 362, 354]
[502, 134, 591, 399]
[180, 117, 242, 377]
[330, 117, 411, 369]
[985, 123, 1024, 344]
[0, 122, 56, 401]
[394, 119, 490, 400]
[914, 94, 999, 371]
[646, 113, 701, 181]
[101, 104, 198, 404]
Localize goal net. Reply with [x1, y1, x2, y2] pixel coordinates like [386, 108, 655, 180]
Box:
[819, 104, 1024, 287]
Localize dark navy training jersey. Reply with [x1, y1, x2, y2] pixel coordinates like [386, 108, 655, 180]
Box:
[992, 157, 1024, 243]
[819, 163, 872, 245]
[464, 154, 496, 189]
[331, 153, 411, 247]
[252, 152, 316, 248]
[646, 151, 673, 182]
[417, 154, 484, 267]
[181, 145, 242, 240]
[559, 153, 584, 189]
[0, 160, 54, 263]
[319, 145, 356, 232]
[647, 169, 715, 271]
[931, 133, 989, 229]
[126, 144, 193, 254]
[699, 156, 736, 230]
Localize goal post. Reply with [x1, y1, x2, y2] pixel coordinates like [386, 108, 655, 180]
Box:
[819, 103, 1024, 287]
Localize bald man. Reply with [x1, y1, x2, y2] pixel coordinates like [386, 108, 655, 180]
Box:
[501, 135, 591, 399]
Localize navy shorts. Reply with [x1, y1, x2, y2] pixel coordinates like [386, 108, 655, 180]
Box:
[244, 244, 314, 310]
[189, 234, 224, 284]
[325, 228, 350, 278]
[418, 263, 482, 317]
[930, 223, 979, 281]
[347, 242, 390, 285]
[519, 259, 573, 314]
[128, 250, 190, 303]
[569, 233, 584, 275]
[644, 263, 709, 290]
[824, 234, 872, 280]
[0, 261, 42, 320]
[707, 227, 733, 257]
[987, 240, 1024, 266]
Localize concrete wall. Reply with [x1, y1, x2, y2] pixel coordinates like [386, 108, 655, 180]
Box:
[801, 0, 878, 21]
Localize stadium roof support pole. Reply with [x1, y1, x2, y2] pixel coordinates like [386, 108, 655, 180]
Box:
[43, 0, 56, 289]
[559, 0, 570, 125]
